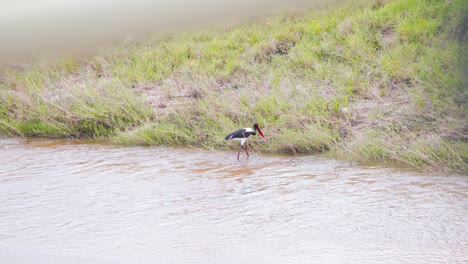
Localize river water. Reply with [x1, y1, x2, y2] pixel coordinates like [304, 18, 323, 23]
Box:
[0, 138, 467, 263]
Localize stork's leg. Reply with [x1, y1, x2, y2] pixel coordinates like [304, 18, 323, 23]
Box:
[237, 143, 248, 160]
[237, 145, 243, 160]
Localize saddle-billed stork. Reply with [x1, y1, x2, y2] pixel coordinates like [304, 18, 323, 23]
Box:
[224, 123, 264, 160]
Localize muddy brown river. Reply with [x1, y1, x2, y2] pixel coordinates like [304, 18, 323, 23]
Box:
[0, 138, 467, 263]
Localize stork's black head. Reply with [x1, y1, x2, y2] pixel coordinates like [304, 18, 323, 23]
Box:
[253, 123, 264, 138]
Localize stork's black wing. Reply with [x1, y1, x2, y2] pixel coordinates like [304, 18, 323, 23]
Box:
[224, 128, 253, 140]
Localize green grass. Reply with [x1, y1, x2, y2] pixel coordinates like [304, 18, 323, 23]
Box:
[1, 0, 467, 173]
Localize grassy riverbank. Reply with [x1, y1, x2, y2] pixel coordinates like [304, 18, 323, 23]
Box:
[0, 0, 467, 173]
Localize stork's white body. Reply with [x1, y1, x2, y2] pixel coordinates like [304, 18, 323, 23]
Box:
[228, 127, 253, 146]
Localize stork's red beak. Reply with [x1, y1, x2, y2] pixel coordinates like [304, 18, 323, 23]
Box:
[258, 128, 264, 138]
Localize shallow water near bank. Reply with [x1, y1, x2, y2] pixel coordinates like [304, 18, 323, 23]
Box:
[0, 138, 467, 263]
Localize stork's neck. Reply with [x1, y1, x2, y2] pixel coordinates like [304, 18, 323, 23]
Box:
[252, 126, 258, 135]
